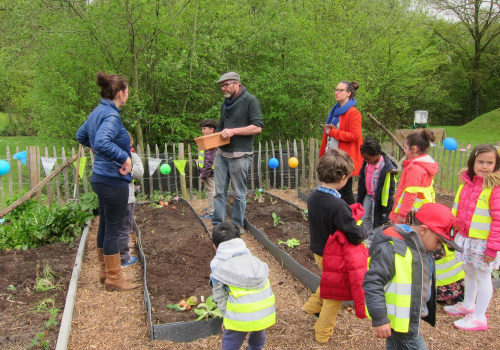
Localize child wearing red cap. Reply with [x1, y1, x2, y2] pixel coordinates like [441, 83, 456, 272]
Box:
[364, 203, 462, 349]
[443, 144, 500, 331]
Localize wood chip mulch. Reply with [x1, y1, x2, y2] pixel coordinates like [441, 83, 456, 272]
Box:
[67, 190, 500, 350]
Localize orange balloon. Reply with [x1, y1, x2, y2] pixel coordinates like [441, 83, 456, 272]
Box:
[288, 157, 299, 168]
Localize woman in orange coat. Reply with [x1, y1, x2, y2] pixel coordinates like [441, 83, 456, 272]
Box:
[319, 81, 363, 204]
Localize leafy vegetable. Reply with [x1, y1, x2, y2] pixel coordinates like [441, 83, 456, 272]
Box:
[272, 212, 284, 227]
[193, 295, 222, 321]
[278, 238, 301, 248]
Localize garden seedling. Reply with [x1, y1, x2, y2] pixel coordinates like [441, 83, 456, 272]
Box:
[34, 261, 60, 292]
[272, 212, 284, 227]
[301, 209, 308, 221]
[30, 332, 50, 350]
[193, 295, 222, 321]
[253, 189, 265, 203]
[268, 195, 277, 205]
[278, 238, 301, 248]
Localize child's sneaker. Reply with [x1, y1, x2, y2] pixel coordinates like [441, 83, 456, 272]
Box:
[121, 256, 139, 268]
[443, 302, 474, 316]
[453, 314, 488, 331]
[200, 213, 213, 220]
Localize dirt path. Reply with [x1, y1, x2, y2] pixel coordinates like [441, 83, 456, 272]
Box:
[67, 190, 500, 349]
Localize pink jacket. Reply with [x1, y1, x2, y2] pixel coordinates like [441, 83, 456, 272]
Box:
[456, 170, 500, 258]
[389, 154, 439, 223]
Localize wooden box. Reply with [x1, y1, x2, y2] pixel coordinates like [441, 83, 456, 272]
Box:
[194, 132, 230, 150]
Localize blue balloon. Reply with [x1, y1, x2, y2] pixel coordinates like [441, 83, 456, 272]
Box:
[0, 160, 10, 176]
[268, 157, 279, 169]
[443, 137, 458, 151]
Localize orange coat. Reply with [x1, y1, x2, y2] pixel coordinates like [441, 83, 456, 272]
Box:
[319, 107, 363, 176]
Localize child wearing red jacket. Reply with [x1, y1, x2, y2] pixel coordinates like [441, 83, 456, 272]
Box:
[389, 129, 438, 224]
[320, 203, 368, 323]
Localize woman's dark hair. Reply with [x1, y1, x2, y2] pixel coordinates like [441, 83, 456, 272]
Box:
[467, 144, 500, 179]
[200, 119, 218, 129]
[317, 148, 354, 183]
[339, 81, 359, 99]
[212, 222, 241, 247]
[360, 139, 382, 156]
[406, 129, 435, 154]
[96, 72, 128, 100]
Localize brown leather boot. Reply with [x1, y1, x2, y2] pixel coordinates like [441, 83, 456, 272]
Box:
[104, 253, 138, 291]
[97, 248, 106, 284]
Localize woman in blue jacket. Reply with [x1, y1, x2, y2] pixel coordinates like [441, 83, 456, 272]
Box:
[76, 72, 137, 292]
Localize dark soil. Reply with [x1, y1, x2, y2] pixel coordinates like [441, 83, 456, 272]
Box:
[0, 240, 79, 349]
[239, 194, 320, 276]
[135, 201, 214, 324]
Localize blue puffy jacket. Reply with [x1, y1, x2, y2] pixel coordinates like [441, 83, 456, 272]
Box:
[76, 99, 132, 184]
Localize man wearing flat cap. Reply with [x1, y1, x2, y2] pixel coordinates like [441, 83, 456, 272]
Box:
[212, 71, 263, 232]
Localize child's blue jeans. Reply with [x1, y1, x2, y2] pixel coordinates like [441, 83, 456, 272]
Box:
[222, 329, 266, 350]
[386, 331, 428, 350]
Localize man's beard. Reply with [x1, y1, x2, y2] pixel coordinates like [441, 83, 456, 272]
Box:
[224, 92, 232, 98]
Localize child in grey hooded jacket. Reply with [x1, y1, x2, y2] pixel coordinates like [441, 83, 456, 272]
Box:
[210, 222, 276, 350]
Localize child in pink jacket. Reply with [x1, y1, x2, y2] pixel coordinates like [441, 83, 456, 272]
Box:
[444, 144, 500, 331]
[389, 130, 438, 224]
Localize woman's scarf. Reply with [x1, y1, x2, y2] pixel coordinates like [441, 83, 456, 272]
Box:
[326, 98, 357, 126]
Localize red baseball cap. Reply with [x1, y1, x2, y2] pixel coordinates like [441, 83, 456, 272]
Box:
[415, 203, 463, 252]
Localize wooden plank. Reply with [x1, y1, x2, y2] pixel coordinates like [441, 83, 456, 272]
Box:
[249, 147, 255, 192]
[172, 143, 178, 194]
[188, 143, 193, 199]
[301, 139, 306, 188]
[53, 146, 61, 205]
[265, 141, 269, 189]
[71, 147, 80, 200]
[155, 144, 162, 193]
[81, 147, 88, 194]
[137, 144, 146, 199]
[147, 144, 153, 199]
[163, 144, 171, 195]
[315, 139, 319, 185]
[61, 148, 70, 202]
[308, 138, 315, 188]
[286, 140, 291, 189]
[6, 146, 12, 197]
[451, 149, 457, 192]
[257, 142, 262, 190]
[29, 146, 40, 199]
[178, 143, 188, 199]
[45, 147, 53, 206]
[193, 145, 202, 200]
[16, 146, 23, 192]
[293, 140, 299, 189]
[271, 141, 276, 188]
[278, 140, 284, 189]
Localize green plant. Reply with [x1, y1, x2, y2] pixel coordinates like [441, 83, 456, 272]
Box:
[30, 331, 50, 350]
[268, 196, 277, 205]
[253, 189, 265, 203]
[301, 209, 308, 221]
[278, 238, 301, 248]
[31, 298, 56, 312]
[7, 284, 16, 291]
[272, 212, 284, 227]
[193, 295, 222, 321]
[78, 192, 98, 213]
[34, 262, 59, 292]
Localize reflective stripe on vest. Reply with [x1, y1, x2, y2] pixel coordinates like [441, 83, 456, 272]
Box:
[435, 245, 464, 286]
[198, 150, 215, 169]
[367, 239, 412, 333]
[381, 173, 391, 207]
[394, 182, 435, 213]
[224, 279, 276, 332]
[452, 183, 492, 239]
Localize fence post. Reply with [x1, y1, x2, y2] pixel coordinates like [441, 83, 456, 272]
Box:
[29, 146, 40, 199]
[308, 138, 315, 188]
[177, 143, 188, 199]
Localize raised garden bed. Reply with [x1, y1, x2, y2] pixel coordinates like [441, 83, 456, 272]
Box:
[229, 192, 320, 292]
[0, 233, 84, 349]
[134, 199, 222, 342]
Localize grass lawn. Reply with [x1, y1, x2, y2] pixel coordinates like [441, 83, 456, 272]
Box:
[434, 108, 500, 145]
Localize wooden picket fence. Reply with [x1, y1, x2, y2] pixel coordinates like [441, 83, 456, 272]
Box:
[0, 139, 485, 210]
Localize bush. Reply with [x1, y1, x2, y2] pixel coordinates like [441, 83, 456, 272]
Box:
[0, 197, 94, 250]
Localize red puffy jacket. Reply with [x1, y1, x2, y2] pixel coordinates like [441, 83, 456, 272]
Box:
[320, 203, 368, 319]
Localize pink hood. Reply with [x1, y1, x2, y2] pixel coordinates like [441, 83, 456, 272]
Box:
[390, 154, 439, 223]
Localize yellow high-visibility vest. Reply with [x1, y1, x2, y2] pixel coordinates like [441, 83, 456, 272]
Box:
[198, 150, 214, 169]
[381, 173, 392, 207]
[224, 279, 276, 332]
[394, 182, 435, 213]
[435, 245, 464, 286]
[452, 184, 493, 240]
[367, 240, 413, 333]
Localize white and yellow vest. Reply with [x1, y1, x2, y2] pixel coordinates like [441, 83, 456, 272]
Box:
[452, 184, 492, 240]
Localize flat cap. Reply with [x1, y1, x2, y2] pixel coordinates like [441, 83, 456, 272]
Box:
[217, 72, 240, 84]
